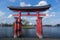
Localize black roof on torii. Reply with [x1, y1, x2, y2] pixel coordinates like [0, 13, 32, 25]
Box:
[8, 5, 51, 12]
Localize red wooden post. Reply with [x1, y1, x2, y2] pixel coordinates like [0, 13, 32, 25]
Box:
[14, 17, 18, 38]
[14, 11, 22, 38]
[17, 11, 22, 37]
[36, 11, 43, 38]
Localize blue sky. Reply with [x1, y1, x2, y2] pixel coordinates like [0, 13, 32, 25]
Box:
[0, 0, 60, 25]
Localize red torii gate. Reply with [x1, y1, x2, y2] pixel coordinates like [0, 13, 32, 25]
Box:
[8, 5, 50, 38]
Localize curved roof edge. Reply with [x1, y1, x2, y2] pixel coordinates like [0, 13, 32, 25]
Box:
[8, 4, 51, 12]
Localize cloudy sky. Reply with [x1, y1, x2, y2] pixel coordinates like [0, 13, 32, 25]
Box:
[0, 0, 60, 25]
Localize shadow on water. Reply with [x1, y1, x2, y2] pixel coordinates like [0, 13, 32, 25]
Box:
[19, 28, 38, 38]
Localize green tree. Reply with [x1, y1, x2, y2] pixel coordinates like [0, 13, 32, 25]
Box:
[21, 19, 29, 27]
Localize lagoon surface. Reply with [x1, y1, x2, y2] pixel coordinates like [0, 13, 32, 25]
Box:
[0, 26, 60, 38]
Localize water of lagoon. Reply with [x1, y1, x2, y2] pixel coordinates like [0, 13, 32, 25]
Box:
[0, 26, 60, 38]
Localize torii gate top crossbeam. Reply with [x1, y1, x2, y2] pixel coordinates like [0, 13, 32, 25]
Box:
[8, 5, 50, 12]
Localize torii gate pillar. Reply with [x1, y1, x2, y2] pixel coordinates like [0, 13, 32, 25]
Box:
[36, 11, 43, 38]
[14, 11, 22, 38]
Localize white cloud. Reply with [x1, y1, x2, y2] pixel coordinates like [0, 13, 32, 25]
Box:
[49, 8, 52, 10]
[42, 11, 55, 19]
[29, 22, 33, 25]
[35, 1, 48, 6]
[20, 2, 31, 7]
[0, 11, 14, 24]
[21, 17, 37, 21]
[0, 11, 7, 23]
[8, 0, 15, 2]
[21, 17, 27, 20]
[0, 11, 5, 17]
[46, 13, 55, 17]
[8, 14, 13, 18]
[30, 17, 37, 20]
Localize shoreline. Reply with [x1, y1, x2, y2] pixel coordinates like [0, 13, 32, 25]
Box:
[0, 38, 60, 40]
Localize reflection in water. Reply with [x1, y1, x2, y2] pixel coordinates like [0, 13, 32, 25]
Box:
[22, 29, 37, 38]
[0, 26, 60, 38]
